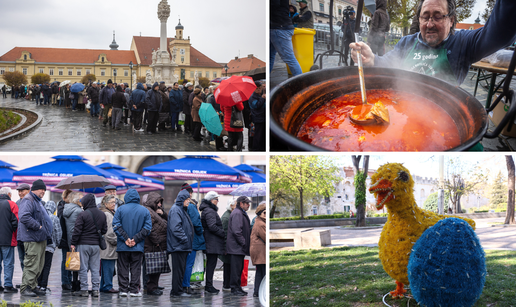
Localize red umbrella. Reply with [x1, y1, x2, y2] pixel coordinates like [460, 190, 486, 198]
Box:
[214, 75, 257, 107]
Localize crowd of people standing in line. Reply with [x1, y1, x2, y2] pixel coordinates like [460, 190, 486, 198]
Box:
[2, 78, 266, 152]
[0, 181, 266, 299]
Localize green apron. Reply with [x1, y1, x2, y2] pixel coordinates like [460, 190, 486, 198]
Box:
[401, 39, 483, 151]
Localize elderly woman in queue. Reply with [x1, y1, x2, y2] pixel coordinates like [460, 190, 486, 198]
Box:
[63, 192, 84, 294]
[250, 203, 266, 297]
[143, 192, 168, 296]
[191, 88, 203, 142]
[99, 195, 119, 294]
[200, 191, 226, 294]
[220, 199, 236, 291]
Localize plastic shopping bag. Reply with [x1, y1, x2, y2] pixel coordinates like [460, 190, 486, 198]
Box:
[190, 250, 205, 282]
[241, 259, 249, 286]
[178, 112, 185, 125]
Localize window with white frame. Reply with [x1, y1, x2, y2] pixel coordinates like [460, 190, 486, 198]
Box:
[68, 69, 73, 76]
[101, 69, 106, 76]
[23, 68, 27, 75]
[39, 68, 44, 74]
[9, 67, 14, 72]
[190, 71, 194, 78]
[59, 69, 63, 76]
[49, 69, 54, 75]
[124, 70, 128, 77]
[205, 71, 209, 78]
[213, 72, 217, 78]
[86, 69, 91, 75]
[0, 68, 4, 75]
[319, 3, 324, 11]
[77, 69, 81, 76]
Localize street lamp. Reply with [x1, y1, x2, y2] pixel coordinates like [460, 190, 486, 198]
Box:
[129, 61, 133, 89]
[224, 64, 228, 77]
[113, 69, 117, 84]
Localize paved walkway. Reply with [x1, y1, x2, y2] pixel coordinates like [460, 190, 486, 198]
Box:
[0, 98, 250, 152]
[271, 217, 516, 251]
[0, 249, 261, 307]
[271, 43, 516, 151]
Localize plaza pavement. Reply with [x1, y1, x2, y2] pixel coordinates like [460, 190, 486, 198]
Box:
[0, 97, 250, 152]
[0, 248, 261, 307]
[270, 217, 516, 251]
[270, 42, 516, 151]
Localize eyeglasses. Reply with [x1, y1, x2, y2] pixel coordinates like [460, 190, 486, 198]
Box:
[419, 12, 452, 24]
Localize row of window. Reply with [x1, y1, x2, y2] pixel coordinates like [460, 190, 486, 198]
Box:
[189, 71, 217, 79]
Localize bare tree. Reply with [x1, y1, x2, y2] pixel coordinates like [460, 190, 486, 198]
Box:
[352, 155, 369, 227]
[505, 155, 515, 224]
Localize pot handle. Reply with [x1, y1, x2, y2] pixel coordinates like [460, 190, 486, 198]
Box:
[484, 89, 516, 138]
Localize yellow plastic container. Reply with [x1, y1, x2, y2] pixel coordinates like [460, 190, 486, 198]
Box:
[287, 27, 316, 74]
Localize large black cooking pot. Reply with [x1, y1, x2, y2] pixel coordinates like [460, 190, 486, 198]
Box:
[270, 66, 516, 151]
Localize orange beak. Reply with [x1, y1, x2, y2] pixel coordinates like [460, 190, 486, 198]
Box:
[369, 178, 394, 210]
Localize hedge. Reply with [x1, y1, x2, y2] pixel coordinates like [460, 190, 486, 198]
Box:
[270, 212, 388, 221]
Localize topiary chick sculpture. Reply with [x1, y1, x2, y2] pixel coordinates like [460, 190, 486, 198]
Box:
[368, 163, 475, 299]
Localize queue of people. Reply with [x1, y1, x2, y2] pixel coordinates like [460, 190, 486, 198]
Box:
[0, 180, 266, 299]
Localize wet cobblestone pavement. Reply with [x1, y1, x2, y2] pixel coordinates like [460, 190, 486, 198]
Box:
[0, 249, 261, 306]
[0, 98, 250, 152]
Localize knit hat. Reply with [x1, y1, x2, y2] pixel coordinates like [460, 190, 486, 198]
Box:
[107, 79, 113, 84]
[186, 82, 193, 88]
[31, 179, 46, 191]
[205, 191, 220, 201]
[181, 183, 193, 193]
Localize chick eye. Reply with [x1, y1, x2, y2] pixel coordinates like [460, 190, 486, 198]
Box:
[397, 171, 409, 182]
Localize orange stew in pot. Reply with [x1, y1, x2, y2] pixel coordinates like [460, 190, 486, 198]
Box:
[297, 89, 461, 151]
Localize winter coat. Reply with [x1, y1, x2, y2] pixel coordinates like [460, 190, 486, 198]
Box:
[112, 85, 127, 109]
[226, 205, 251, 256]
[368, 0, 390, 46]
[33, 86, 41, 96]
[57, 200, 68, 249]
[219, 209, 232, 263]
[99, 85, 115, 105]
[71, 194, 107, 247]
[271, 0, 295, 30]
[208, 95, 220, 113]
[187, 200, 206, 250]
[159, 84, 170, 114]
[199, 199, 225, 255]
[52, 84, 59, 94]
[143, 192, 168, 253]
[249, 91, 265, 123]
[222, 102, 244, 133]
[182, 87, 193, 114]
[130, 83, 146, 112]
[250, 216, 266, 265]
[87, 86, 100, 104]
[17, 192, 53, 243]
[44, 201, 62, 253]
[112, 189, 152, 253]
[63, 202, 83, 249]
[167, 190, 195, 253]
[169, 88, 183, 113]
[145, 82, 162, 112]
[0, 194, 18, 247]
[99, 203, 118, 260]
[42, 84, 51, 96]
[192, 95, 202, 122]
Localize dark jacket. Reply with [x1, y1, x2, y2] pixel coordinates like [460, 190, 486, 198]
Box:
[145, 82, 162, 112]
[199, 199, 225, 255]
[130, 83, 146, 112]
[33, 86, 41, 96]
[99, 85, 115, 105]
[169, 88, 183, 113]
[226, 205, 251, 256]
[0, 194, 18, 247]
[182, 87, 193, 114]
[17, 192, 53, 243]
[159, 84, 170, 113]
[219, 209, 232, 263]
[187, 200, 205, 250]
[208, 95, 220, 113]
[112, 189, 152, 253]
[143, 192, 168, 253]
[42, 84, 51, 96]
[70, 194, 107, 246]
[51, 84, 59, 94]
[167, 190, 195, 253]
[112, 85, 127, 109]
[87, 86, 100, 104]
[249, 91, 265, 123]
[57, 200, 68, 249]
[271, 0, 295, 30]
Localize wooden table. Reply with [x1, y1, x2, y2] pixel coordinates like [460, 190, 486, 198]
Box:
[471, 61, 514, 108]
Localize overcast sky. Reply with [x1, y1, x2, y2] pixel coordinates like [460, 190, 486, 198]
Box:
[0, 0, 265, 63]
[462, 0, 488, 24]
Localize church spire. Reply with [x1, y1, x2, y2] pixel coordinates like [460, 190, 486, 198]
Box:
[109, 31, 119, 50]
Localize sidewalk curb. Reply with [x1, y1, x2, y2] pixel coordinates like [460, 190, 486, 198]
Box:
[0, 107, 42, 143]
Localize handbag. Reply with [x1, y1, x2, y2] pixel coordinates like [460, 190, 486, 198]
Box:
[145, 249, 171, 275]
[65, 247, 81, 271]
[190, 250, 205, 282]
[230, 106, 244, 128]
[86, 210, 107, 250]
[178, 112, 185, 125]
[108, 108, 112, 118]
[69, 93, 74, 99]
[241, 259, 249, 286]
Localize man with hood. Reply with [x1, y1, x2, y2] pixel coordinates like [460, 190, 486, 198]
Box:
[158, 83, 171, 131]
[169, 82, 183, 132]
[368, 0, 390, 56]
[145, 82, 162, 135]
[227, 196, 251, 296]
[111, 85, 127, 130]
[167, 189, 195, 297]
[130, 83, 146, 132]
[100, 79, 116, 127]
[112, 189, 152, 297]
[182, 82, 193, 134]
[18, 180, 53, 297]
[37, 201, 62, 294]
[70, 194, 107, 297]
[0, 187, 19, 293]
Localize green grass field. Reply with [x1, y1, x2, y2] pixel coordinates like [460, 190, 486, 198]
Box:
[270, 246, 516, 307]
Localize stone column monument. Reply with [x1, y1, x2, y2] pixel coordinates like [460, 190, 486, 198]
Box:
[150, 0, 178, 85]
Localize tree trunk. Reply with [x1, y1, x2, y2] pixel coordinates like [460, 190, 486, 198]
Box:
[352, 155, 369, 227]
[270, 202, 276, 219]
[505, 155, 515, 224]
[299, 188, 304, 220]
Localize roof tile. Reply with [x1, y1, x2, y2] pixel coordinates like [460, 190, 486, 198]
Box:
[0, 47, 137, 64]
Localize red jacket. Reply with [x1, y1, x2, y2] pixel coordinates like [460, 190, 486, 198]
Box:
[11, 200, 19, 246]
[222, 102, 244, 133]
[0, 195, 18, 247]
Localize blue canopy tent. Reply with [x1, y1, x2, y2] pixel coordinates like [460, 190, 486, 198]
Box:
[12, 155, 125, 188]
[143, 155, 252, 200]
[0, 160, 18, 188]
[190, 164, 265, 194]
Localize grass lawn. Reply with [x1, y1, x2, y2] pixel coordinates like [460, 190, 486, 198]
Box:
[270, 246, 516, 307]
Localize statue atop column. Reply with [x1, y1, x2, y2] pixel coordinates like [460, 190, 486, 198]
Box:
[157, 0, 170, 22]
